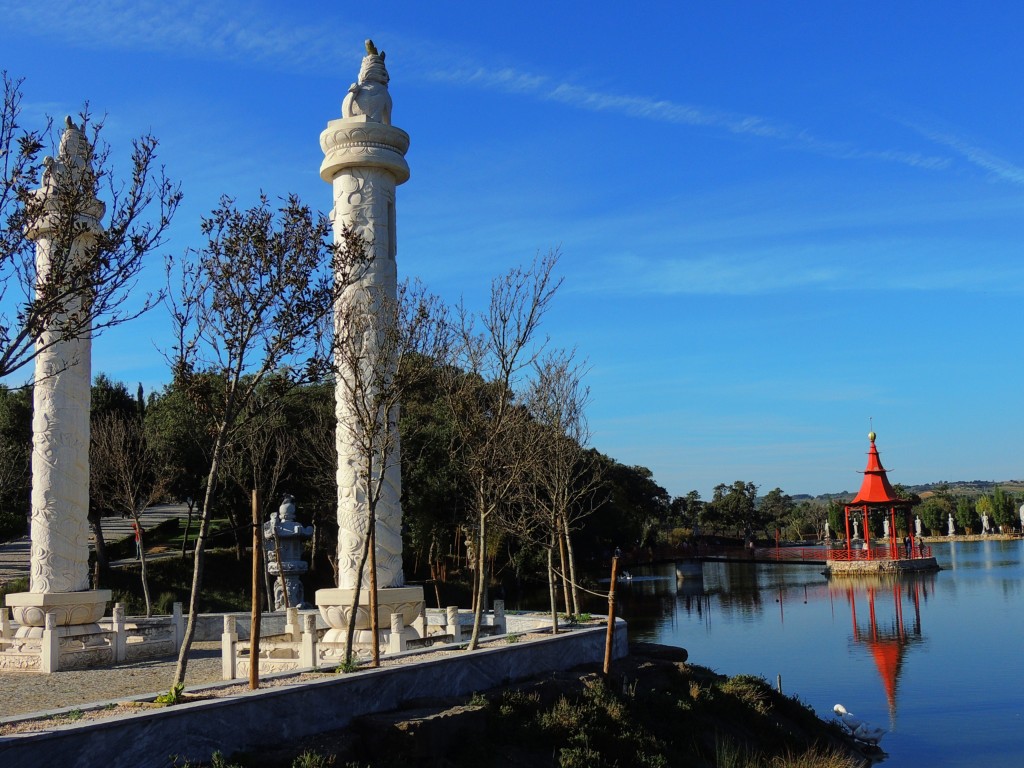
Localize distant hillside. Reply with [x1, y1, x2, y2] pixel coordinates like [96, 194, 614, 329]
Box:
[801, 480, 1024, 502]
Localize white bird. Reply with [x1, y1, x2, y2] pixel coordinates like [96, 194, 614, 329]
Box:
[832, 704, 862, 730]
[833, 704, 886, 745]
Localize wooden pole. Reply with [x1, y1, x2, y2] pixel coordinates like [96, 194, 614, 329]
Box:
[250, 490, 261, 690]
[603, 556, 619, 675]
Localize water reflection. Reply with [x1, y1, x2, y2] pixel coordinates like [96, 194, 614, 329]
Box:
[599, 542, 1024, 767]
[833, 575, 932, 728]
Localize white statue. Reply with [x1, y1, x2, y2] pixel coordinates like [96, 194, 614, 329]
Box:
[982, 514, 991, 535]
[948, 513, 956, 536]
[824, 520, 831, 540]
[883, 518, 890, 538]
[1019, 503, 1024, 532]
[915, 515, 922, 537]
[853, 520, 860, 539]
[342, 39, 392, 124]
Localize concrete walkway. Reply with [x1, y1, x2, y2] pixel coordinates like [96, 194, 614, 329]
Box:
[0, 503, 194, 586]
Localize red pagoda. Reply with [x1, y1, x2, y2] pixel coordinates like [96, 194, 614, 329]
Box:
[842, 432, 913, 560]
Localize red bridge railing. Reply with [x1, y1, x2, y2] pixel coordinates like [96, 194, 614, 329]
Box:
[615, 542, 932, 566]
[821, 544, 931, 561]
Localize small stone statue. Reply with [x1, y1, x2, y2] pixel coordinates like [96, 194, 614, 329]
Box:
[915, 515, 922, 537]
[264, 494, 314, 610]
[823, 521, 831, 541]
[342, 39, 392, 124]
[853, 520, 860, 540]
[948, 513, 956, 536]
[883, 518, 890, 538]
[982, 514, 991, 535]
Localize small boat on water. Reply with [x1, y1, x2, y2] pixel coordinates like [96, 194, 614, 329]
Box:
[833, 704, 886, 745]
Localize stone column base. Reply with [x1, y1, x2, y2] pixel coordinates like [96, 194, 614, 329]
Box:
[5, 590, 111, 631]
[315, 586, 424, 644]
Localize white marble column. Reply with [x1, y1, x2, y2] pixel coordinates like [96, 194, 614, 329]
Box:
[320, 41, 409, 592]
[316, 41, 423, 645]
[5, 118, 110, 630]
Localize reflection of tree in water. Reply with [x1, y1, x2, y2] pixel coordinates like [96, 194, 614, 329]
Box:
[999, 578, 1024, 599]
[612, 583, 669, 635]
[688, 562, 766, 618]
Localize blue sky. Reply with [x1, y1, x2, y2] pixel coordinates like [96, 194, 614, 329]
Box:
[2, 1, 1023, 499]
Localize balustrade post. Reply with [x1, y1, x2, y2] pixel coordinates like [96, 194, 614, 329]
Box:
[221, 615, 238, 680]
[41, 612, 59, 673]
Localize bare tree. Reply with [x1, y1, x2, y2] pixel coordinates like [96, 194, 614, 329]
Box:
[293, 384, 338, 579]
[0, 72, 180, 380]
[90, 412, 170, 617]
[333, 279, 446, 666]
[222, 397, 297, 516]
[165, 195, 367, 688]
[524, 348, 604, 622]
[220, 392, 298, 597]
[440, 250, 561, 650]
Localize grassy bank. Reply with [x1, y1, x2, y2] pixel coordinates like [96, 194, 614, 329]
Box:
[175, 645, 870, 768]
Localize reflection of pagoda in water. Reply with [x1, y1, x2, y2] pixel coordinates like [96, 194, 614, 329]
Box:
[834, 574, 933, 727]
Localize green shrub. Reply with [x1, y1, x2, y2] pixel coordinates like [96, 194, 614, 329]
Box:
[559, 743, 602, 767]
[499, 689, 540, 717]
[292, 751, 335, 768]
[334, 658, 362, 674]
[154, 591, 180, 615]
[155, 683, 185, 706]
[0, 576, 28, 600]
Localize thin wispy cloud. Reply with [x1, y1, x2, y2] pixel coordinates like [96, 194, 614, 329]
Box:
[3, 1, 952, 174]
[0, 0, 342, 74]
[579, 245, 1024, 297]
[427, 66, 950, 171]
[583, 252, 848, 296]
[905, 120, 1024, 186]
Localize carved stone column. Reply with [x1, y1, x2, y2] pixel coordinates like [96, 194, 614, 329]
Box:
[315, 41, 423, 646]
[5, 118, 110, 634]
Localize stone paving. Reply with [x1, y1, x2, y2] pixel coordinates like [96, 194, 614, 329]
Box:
[1, 503, 208, 718]
[0, 642, 224, 718]
[0, 503, 193, 585]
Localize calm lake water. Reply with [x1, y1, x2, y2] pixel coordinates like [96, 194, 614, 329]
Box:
[606, 540, 1024, 767]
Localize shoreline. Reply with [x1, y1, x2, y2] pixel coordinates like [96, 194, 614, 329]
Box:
[0, 633, 870, 767]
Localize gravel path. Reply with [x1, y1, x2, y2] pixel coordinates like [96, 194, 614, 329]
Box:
[1, 504, 216, 719]
[0, 642, 224, 719]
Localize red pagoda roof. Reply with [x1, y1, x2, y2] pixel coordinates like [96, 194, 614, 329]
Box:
[849, 432, 904, 505]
